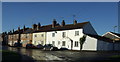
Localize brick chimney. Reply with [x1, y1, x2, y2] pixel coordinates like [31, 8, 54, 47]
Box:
[23, 25, 26, 31]
[18, 27, 20, 31]
[37, 22, 41, 30]
[74, 20, 77, 25]
[10, 30, 12, 33]
[52, 19, 57, 28]
[32, 24, 37, 30]
[61, 20, 65, 27]
[13, 29, 14, 33]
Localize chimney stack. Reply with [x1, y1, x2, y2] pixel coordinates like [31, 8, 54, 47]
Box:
[74, 20, 77, 25]
[18, 27, 20, 31]
[32, 24, 37, 30]
[52, 19, 57, 28]
[23, 25, 26, 31]
[61, 20, 65, 27]
[10, 30, 12, 34]
[13, 29, 14, 33]
[37, 22, 41, 30]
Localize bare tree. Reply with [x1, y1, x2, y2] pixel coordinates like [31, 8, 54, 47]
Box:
[79, 35, 86, 51]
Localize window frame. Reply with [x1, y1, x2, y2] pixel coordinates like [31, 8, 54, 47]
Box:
[62, 41, 66, 46]
[52, 33, 55, 37]
[62, 32, 66, 38]
[74, 41, 79, 47]
[75, 31, 79, 36]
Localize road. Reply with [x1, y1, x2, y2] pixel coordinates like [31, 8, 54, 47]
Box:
[2, 46, 120, 62]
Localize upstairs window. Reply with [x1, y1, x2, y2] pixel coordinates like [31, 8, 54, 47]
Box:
[52, 33, 55, 37]
[62, 32, 66, 38]
[58, 41, 60, 45]
[75, 31, 79, 36]
[34, 35, 37, 37]
[41, 34, 44, 37]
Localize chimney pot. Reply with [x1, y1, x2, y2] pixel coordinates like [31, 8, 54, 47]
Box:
[32, 24, 37, 30]
[61, 20, 65, 27]
[23, 25, 26, 31]
[74, 20, 77, 25]
[52, 19, 57, 28]
[37, 23, 41, 30]
[18, 27, 20, 31]
[13, 29, 14, 33]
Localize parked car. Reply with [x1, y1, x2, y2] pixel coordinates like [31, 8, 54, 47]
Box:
[59, 48, 68, 50]
[14, 43, 22, 47]
[26, 44, 37, 49]
[36, 44, 44, 49]
[43, 44, 58, 51]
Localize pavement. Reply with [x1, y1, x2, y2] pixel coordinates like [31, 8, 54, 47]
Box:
[2, 46, 120, 62]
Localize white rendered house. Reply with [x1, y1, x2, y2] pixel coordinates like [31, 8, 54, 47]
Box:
[46, 20, 98, 50]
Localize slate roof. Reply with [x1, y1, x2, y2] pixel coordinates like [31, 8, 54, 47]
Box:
[34, 21, 89, 33]
[8, 21, 89, 34]
[22, 28, 36, 34]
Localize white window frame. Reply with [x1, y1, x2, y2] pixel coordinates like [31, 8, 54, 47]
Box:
[75, 31, 79, 36]
[62, 41, 66, 46]
[52, 33, 55, 37]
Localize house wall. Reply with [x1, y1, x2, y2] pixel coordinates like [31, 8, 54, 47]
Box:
[8, 34, 19, 46]
[46, 29, 83, 50]
[83, 22, 97, 35]
[82, 36, 97, 51]
[21, 33, 32, 47]
[46, 29, 97, 50]
[32, 32, 46, 46]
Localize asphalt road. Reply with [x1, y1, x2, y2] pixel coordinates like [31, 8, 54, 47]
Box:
[2, 46, 120, 62]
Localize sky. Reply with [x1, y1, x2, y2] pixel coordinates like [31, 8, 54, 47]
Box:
[2, 2, 118, 35]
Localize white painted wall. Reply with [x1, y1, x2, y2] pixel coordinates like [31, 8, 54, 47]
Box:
[82, 36, 97, 51]
[32, 32, 46, 46]
[46, 28, 97, 50]
[46, 29, 84, 50]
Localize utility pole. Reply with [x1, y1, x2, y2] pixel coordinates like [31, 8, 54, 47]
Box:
[113, 26, 117, 51]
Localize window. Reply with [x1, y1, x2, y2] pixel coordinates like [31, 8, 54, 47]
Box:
[41, 34, 44, 37]
[75, 31, 79, 36]
[34, 35, 37, 37]
[41, 41, 43, 45]
[34, 41, 36, 45]
[74, 41, 79, 47]
[58, 41, 60, 45]
[62, 32, 66, 38]
[26, 36, 27, 38]
[62, 41, 66, 46]
[52, 33, 55, 37]
[52, 41, 55, 46]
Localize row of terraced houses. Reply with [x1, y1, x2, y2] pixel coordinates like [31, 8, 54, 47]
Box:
[2, 19, 120, 51]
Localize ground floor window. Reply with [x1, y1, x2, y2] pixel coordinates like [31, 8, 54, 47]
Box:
[62, 41, 66, 46]
[58, 41, 60, 45]
[41, 41, 44, 45]
[74, 41, 79, 47]
[34, 41, 36, 45]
